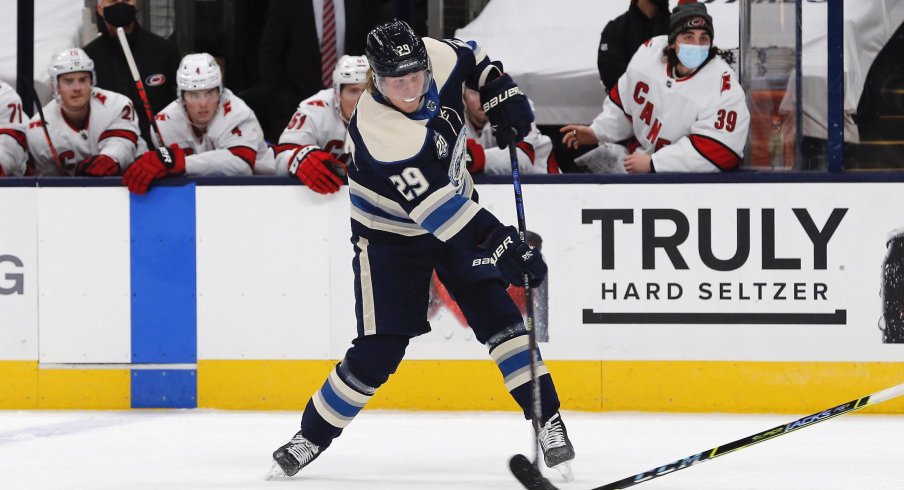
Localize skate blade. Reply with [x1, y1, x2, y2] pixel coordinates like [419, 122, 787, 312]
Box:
[264, 461, 291, 481]
[552, 461, 574, 482]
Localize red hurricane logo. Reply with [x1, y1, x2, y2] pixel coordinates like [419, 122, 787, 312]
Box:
[145, 74, 166, 86]
[688, 17, 706, 27]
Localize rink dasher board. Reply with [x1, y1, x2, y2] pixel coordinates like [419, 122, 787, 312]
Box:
[1, 178, 902, 412]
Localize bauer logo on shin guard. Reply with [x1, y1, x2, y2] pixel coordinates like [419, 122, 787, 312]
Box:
[482, 87, 523, 112]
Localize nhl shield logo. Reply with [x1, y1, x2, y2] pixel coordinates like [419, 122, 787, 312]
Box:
[426, 100, 437, 112]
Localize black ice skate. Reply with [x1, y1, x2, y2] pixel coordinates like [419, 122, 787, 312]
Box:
[266, 431, 321, 479]
[538, 412, 575, 481]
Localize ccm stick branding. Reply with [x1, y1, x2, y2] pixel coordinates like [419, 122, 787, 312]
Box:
[582, 207, 848, 324]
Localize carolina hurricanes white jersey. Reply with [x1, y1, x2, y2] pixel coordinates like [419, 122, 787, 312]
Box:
[464, 99, 558, 175]
[590, 35, 749, 172]
[272, 88, 350, 175]
[154, 88, 274, 176]
[26, 87, 146, 176]
[0, 82, 27, 176]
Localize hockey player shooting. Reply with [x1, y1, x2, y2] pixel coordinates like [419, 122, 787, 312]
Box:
[561, 1, 750, 173]
[269, 19, 575, 480]
[122, 53, 274, 194]
[0, 81, 28, 177]
[271, 55, 369, 194]
[26, 48, 146, 177]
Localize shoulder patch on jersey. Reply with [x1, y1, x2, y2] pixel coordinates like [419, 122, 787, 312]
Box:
[721, 72, 732, 94]
[223, 100, 232, 116]
[155, 113, 168, 121]
[434, 132, 448, 159]
[306, 100, 327, 107]
[93, 91, 107, 105]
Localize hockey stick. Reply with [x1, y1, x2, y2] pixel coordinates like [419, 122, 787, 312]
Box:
[510, 380, 904, 490]
[507, 134, 543, 469]
[30, 86, 66, 174]
[115, 26, 165, 148]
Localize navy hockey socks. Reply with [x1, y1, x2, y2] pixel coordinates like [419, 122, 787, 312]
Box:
[301, 360, 376, 447]
[486, 323, 560, 420]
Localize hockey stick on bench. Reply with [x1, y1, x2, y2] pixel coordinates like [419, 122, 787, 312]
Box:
[510, 380, 904, 490]
[116, 26, 165, 148]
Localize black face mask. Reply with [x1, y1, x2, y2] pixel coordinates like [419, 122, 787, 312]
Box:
[102, 3, 137, 28]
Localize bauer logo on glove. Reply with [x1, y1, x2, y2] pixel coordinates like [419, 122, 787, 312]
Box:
[481, 86, 525, 112]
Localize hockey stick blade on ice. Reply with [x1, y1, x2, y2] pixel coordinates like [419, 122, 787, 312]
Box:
[510, 381, 904, 490]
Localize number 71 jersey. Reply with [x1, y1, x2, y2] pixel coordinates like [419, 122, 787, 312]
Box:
[591, 35, 750, 172]
[0, 81, 27, 176]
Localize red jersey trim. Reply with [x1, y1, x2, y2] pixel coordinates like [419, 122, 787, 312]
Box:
[99, 129, 139, 145]
[0, 128, 28, 151]
[516, 141, 536, 164]
[688, 134, 741, 171]
[228, 146, 257, 169]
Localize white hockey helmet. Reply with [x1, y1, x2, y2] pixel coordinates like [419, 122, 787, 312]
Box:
[176, 53, 223, 100]
[332, 55, 370, 99]
[49, 48, 95, 100]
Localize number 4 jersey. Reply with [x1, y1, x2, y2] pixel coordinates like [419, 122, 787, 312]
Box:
[590, 35, 750, 173]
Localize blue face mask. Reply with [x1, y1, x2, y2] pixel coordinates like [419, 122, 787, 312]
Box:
[676, 43, 710, 70]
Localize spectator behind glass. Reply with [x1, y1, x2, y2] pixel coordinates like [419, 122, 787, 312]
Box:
[272, 55, 370, 194]
[0, 81, 28, 177]
[598, 0, 671, 94]
[242, 0, 384, 142]
[462, 87, 559, 175]
[562, 1, 750, 174]
[122, 54, 275, 195]
[26, 48, 146, 177]
[83, 0, 180, 148]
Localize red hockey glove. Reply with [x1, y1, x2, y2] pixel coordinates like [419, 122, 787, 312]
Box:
[75, 154, 120, 177]
[122, 145, 186, 194]
[0, 164, 5, 177]
[288, 145, 346, 194]
[465, 138, 486, 174]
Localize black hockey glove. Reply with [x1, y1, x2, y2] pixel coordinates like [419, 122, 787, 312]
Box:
[481, 225, 547, 288]
[479, 73, 534, 150]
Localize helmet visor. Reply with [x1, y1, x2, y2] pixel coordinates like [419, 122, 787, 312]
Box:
[374, 69, 432, 103]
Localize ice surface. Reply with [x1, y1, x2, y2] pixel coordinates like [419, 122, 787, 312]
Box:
[1, 410, 902, 489]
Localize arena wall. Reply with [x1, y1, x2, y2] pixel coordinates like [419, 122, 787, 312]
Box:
[2, 177, 902, 414]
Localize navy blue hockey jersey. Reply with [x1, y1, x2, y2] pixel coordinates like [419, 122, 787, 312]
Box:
[345, 38, 503, 248]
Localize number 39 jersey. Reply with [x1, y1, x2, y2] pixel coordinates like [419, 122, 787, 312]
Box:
[26, 87, 147, 176]
[0, 81, 28, 176]
[346, 37, 503, 247]
[590, 35, 750, 173]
